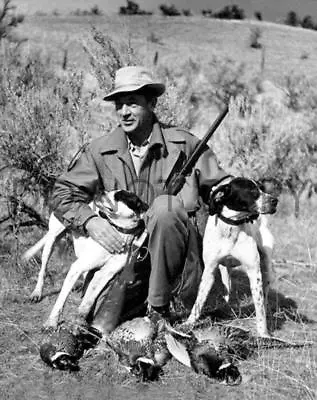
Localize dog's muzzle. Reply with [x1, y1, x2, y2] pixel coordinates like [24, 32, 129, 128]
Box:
[259, 193, 278, 214]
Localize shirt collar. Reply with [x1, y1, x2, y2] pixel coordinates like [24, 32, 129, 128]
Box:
[99, 114, 167, 155]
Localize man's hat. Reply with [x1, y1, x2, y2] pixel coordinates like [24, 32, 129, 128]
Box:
[103, 66, 165, 101]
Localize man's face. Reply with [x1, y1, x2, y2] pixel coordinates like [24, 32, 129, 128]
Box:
[114, 93, 154, 137]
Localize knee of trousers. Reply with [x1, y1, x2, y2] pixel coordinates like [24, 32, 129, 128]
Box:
[146, 195, 188, 230]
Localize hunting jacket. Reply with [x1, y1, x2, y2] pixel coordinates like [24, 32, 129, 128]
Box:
[52, 117, 227, 233]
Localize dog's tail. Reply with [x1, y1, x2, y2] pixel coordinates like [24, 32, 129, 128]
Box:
[22, 234, 50, 262]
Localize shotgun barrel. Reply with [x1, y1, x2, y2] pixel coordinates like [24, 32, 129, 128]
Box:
[166, 104, 229, 196]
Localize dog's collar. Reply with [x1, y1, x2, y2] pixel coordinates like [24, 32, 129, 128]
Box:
[217, 212, 259, 226]
[98, 211, 145, 236]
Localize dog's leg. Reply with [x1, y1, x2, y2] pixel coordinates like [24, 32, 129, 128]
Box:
[186, 260, 219, 325]
[232, 238, 270, 337]
[219, 264, 231, 303]
[44, 250, 111, 329]
[29, 232, 58, 302]
[258, 218, 275, 311]
[43, 259, 85, 329]
[76, 253, 129, 323]
[186, 216, 233, 325]
[24, 214, 66, 302]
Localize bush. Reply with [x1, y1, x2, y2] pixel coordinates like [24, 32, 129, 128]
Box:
[249, 27, 262, 49]
[285, 11, 300, 26]
[301, 15, 315, 30]
[212, 88, 317, 217]
[182, 9, 192, 17]
[69, 6, 103, 16]
[159, 4, 181, 16]
[0, 0, 24, 41]
[213, 5, 245, 20]
[254, 11, 262, 21]
[90, 5, 103, 16]
[0, 43, 92, 231]
[202, 9, 213, 17]
[119, 1, 152, 15]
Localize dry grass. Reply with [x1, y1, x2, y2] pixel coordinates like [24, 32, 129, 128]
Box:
[16, 15, 317, 82]
[1, 196, 316, 400]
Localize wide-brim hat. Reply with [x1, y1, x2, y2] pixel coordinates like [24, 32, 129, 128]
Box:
[103, 66, 166, 101]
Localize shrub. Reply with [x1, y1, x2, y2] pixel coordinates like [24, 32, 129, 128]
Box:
[82, 26, 139, 93]
[119, 1, 152, 15]
[90, 5, 103, 15]
[249, 27, 262, 49]
[213, 5, 245, 20]
[182, 9, 192, 17]
[159, 4, 181, 16]
[195, 55, 250, 110]
[202, 9, 213, 18]
[301, 15, 315, 30]
[254, 11, 262, 21]
[147, 32, 162, 45]
[0, 0, 24, 41]
[285, 11, 300, 26]
[69, 6, 103, 16]
[0, 43, 92, 232]
[212, 92, 317, 218]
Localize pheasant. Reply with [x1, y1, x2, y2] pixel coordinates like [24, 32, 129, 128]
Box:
[105, 315, 242, 384]
[165, 322, 242, 385]
[40, 326, 85, 371]
[105, 316, 171, 381]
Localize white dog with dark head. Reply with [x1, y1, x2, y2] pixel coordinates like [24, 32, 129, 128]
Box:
[23, 190, 148, 329]
[186, 177, 281, 337]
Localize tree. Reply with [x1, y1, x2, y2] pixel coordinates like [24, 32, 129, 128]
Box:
[285, 11, 300, 26]
[254, 11, 262, 21]
[119, 0, 152, 15]
[159, 4, 181, 16]
[214, 5, 245, 20]
[301, 15, 315, 30]
[182, 9, 192, 17]
[90, 5, 103, 16]
[202, 9, 213, 17]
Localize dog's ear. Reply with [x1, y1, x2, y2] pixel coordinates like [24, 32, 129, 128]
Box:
[114, 190, 149, 214]
[209, 185, 231, 215]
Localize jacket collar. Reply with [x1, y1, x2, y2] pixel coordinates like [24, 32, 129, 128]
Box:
[98, 115, 188, 185]
[98, 115, 187, 157]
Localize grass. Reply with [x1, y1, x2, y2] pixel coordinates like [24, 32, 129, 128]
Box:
[0, 195, 317, 400]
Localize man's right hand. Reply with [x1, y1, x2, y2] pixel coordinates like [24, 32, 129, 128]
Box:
[85, 216, 126, 254]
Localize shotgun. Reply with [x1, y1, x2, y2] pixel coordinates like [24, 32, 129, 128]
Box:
[165, 104, 229, 196]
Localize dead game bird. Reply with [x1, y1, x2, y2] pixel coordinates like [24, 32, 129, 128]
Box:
[105, 316, 170, 381]
[165, 323, 242, 385]
[40, 326, 84, 371]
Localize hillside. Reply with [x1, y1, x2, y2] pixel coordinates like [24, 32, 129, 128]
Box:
[18, 14, 317, 83]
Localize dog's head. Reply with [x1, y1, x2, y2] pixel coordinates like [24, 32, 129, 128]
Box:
[94, 190, 149, 222]
[257, 177, 283, 198]
[209, 177, 279, 217]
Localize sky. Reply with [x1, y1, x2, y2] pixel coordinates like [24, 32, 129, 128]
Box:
[12, 0, 317, 21]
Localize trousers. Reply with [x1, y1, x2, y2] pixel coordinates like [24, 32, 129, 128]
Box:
[89, 195, 204, 332]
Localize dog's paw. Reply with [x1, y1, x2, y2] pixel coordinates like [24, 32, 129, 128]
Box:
[185, 314, 198, 326]
[29, 290, 42, 303]
[43, 319, 59, 332]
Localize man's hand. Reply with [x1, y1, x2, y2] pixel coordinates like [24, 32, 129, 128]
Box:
[85, 216, 126, 254]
